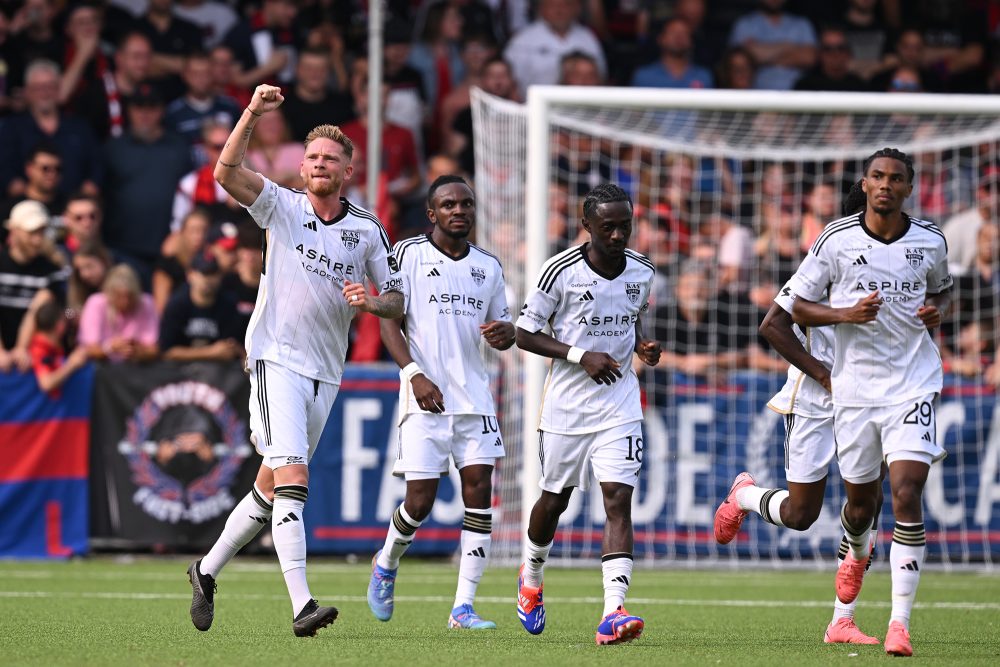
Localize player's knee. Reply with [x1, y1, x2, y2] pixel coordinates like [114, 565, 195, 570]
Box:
[539, 490, 571, 516]
[783, 501, 821, 531]
[843, 499, 875, 529]
[891, 479, 923, 515]
[601, 485, 633, 519]
[404, 495, 435, 522]
[461, 476, 491, 508]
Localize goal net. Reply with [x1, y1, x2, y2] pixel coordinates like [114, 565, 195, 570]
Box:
[472, 87, 1000, 568]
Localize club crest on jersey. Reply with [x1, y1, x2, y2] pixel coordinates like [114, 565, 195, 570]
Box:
[905, 247, 924, 269]
[470, 266, 486, 286]
[625, 282, 641, 304]
[341, 230, 360, 250]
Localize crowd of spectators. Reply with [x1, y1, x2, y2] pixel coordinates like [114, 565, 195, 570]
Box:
[0, 0, 998, 396]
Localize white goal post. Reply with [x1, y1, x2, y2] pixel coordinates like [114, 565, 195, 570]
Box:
[473, 86, 1000, 567]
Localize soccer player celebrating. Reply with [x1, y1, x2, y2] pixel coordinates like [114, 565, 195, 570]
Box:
[515, 183, 661, 645]
[187, 84, 406, 636]
[714, 182, 883, 644]
[790, 148, 952, 657]
[366, 175, 515, 629]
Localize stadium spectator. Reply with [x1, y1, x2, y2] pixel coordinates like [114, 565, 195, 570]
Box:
[279, 47, 353, 143]
[631, 17, 713, 89]
[0, 59, 102, 198]
[66, 240, 113, 337]
[715, 46, 757, 90]
[300, 20, 350, 93]
[839, 0, 892, 79]
[672, 0, 726, 74]
[57, 3, 109, 110]
[205, 221, 239, 275]
[164, 52, 241, 162]
[0, 7, 11, 114]
[503, 0, 606, 97]
[381, 23, 427, 157]
[0, 200, 66, 372]
[587, 0, 647, 84]
[943, 166, 999, 276]
[0, 144, 66, 244]
[153, 209, 209, 314]
[244, 111, 304, 189]
[691, 214, 753, 293]
[102, 82, 192, 287]
[223, 0, 299, 88]
[559, 50, 603, 86]
[159, 252, 242, 362]
[871, 29, 945, 92]
[448, 56, 517, 175]
[341, 81, 421, 229]
[172, 120, 239, 231]
[78, 263, 160, 362]
[409, 1, 466, 154]
[753, 208, 803, 289]
[72, 31, 154, 140]
[209, 44, 251, 108]
[220, 223, 261, 340]
[135, 0, 204, 101]
[68, 31, 153, 139]
[60, 193, 104, 256]
[728, 0, 817, 90]
[943, 222, 999, 376]
[29, 299, 89, 398]
[794, 27, 869, 92]
[4, 0, 61, 92]
[799, 181, 839, 251]
[651, 260, 760, 378]
[438, 35, 498, 151]
[911, 1, 987, 93]
[174, 0, 239, 50]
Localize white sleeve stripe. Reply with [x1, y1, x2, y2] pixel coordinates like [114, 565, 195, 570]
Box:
[812, 222, 861, 254]
[347, 203, 392, 251]
[624, 250, 655, 272]
[396, 237, 429, 266]
[538, 247, 583, 290]
[811, 215, 860, 253]
[539, 255, 584, 293]
[910, 219, 948, 250]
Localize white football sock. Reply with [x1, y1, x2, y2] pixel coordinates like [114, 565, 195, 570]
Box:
[378, 504, 421, 570]
[601, 552, 634, 617]
[201, 483, 272, 578]
[272, 484, 312, 616]
[454, 508, 491, 608]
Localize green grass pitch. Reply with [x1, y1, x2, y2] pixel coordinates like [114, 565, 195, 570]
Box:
[0, 557, 997, 666]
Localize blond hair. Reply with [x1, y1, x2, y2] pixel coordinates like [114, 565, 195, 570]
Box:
[102, 264, 142, 299]
[303, 124, 354, 160]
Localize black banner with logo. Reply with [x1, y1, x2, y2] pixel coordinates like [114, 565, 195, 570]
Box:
[90, 361, 261, 550]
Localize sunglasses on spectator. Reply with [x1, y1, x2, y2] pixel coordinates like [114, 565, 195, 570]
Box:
[35, 164, 61, 173]
[70, 211, 98, 220]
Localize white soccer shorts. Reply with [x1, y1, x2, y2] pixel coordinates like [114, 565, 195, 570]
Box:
[782, 413, 835, 484]
[394, 413, 506, 480]
[834, 393, 945, 484]
[248, 359, 340, 469]
[538, 421, 644, 493]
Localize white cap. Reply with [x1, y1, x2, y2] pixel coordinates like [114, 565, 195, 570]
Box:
[5, 200, 50, 232]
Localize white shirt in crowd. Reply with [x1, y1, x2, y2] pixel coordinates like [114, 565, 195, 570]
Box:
[517, 245, 653, 434]
[243, 176, 405, 384]
[503, 20, 606, 96]
[393, 233, 510, 418]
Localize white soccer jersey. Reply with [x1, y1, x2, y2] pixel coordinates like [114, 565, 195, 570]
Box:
[517, 245, 654, 435]
[767, 280, 835, 418]
[393, 234, 510, 417]
[243, 176, 405, 384]
[789, 212, 952, 407]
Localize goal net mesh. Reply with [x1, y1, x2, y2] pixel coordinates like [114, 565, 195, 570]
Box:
[472, 88, 1000, 567]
